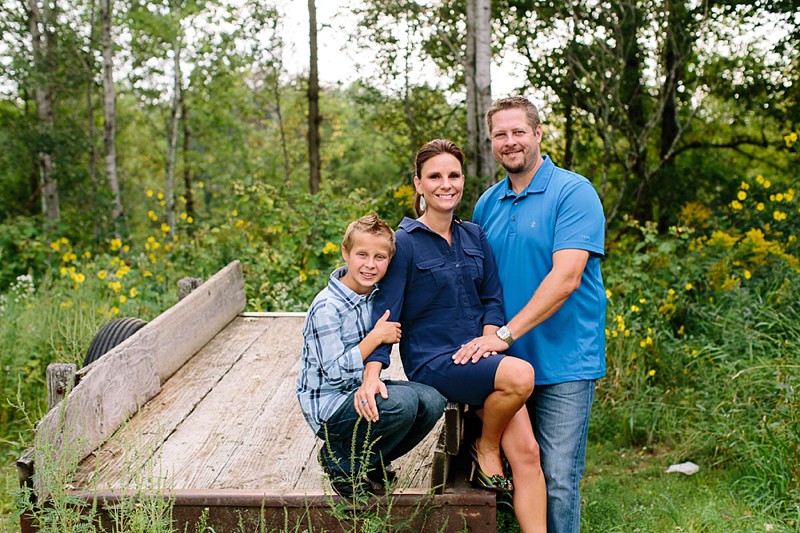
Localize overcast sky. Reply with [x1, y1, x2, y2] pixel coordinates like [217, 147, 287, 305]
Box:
[274, 0, 526, 98]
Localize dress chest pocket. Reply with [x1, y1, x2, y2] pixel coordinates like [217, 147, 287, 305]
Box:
[462, 246, 485, 282]
[407, 255, 447, 311]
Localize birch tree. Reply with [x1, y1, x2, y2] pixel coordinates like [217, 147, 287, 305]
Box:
[164, 0, 182, 231]
[27, 0, 60, 223]
[464, 0, 493, 183]
[100, 0, 126, 236]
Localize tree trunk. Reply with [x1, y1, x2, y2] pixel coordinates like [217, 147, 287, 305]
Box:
[165, 0, 181, 231]
[28, 0, 60, 224]
[86, 0, 98, 208]
[271, 73, 291, 187]
[101, 0, 125, 237]
[465, 0, 493, 185]
[307, 0, 321, 194]
[181, 94, 194, 223]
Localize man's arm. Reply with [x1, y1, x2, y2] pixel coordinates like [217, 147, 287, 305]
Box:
[453, 248, 589, 364]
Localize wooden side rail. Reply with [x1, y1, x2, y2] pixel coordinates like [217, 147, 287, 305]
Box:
[32, 261, 246, 489]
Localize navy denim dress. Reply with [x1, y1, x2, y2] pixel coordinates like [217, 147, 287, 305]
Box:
[369, 217, 507, 405]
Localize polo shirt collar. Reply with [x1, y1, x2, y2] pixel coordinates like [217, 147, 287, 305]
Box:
[328, 265, 376, 309]
[500, 155, 555, 198]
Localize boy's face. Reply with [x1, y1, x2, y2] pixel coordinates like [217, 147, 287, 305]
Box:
[340, 232, 392, 295]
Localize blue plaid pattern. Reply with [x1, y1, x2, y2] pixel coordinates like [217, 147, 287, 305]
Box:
[296, 266, 377, 434]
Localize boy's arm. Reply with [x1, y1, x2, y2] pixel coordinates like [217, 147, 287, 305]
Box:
[354, 361, 387, 422]
[354, 310, 401, 422]
[305, 301, 364, 387]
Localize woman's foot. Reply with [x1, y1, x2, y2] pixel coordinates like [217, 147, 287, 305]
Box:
[469, 439, 512, 492]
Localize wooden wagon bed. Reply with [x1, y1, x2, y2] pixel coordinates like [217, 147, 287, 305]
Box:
[19, 261, 496, 532]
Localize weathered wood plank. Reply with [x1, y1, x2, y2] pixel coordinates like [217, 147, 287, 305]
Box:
[74, 316, 269, 489]
[36, 261, 246, 486]
[155, 317, 305, 489]
[70, 313, 448, 496]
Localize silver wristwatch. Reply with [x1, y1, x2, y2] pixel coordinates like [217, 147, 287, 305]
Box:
[496, 325, 515, 346]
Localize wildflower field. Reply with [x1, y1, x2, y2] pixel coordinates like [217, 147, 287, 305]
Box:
[0, 170, 798, 532]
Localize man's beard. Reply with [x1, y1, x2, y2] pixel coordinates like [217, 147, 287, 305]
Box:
[503, 161, 527, 174]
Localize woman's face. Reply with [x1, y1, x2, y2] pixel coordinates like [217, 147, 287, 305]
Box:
[414, 153, 464, 215]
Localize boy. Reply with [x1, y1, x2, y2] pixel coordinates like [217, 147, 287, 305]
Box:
[296, 213, 446, 498]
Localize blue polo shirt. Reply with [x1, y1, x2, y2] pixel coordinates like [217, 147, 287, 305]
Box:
[472, 155, 607, 385]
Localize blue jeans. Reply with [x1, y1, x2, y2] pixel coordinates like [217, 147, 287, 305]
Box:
[318, 380, 446, 477]
[527, 380, 595, 533]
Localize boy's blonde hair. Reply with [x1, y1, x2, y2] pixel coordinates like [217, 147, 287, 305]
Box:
[342, 213, 396, 257]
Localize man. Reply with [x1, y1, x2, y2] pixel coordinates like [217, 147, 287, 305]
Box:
[467, 96, 606, 532]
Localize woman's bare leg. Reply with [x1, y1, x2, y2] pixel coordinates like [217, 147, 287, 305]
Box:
[474, 357, 534, 478]
[502, 404, 547, 532]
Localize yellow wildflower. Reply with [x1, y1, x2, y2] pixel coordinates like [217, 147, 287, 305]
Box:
[146, 189, 154, 197]
[157, 192, 164, 200]
[119, 295, 127, 304]
[605, 289, 612, 299]
[97, 270, 107, 280]
[756, 175, 764, 184]
[110, 238, 122, 251]
[756, 202, 765, 211]
[648, 369, 656, 377]
[50, 241, 61, 252]
[730, 200, 742, 210]
[685, 283, 693, 291]
[773, 211, 787, 221]
[737, 191, 747, 201]
[161, 223, 171, 234]
[323, 242, 339, 255]
[129, 287, 138, 298]
[187, 216, 193, 224]
[235, 220, 245, 228]
[744, 269, 752, 280]
[740, 181, 750, 190]
[763, 180, 771, 189]
[630, 305, 640, 312]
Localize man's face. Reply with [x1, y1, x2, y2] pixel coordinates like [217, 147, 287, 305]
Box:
[490, 108, 542, 177]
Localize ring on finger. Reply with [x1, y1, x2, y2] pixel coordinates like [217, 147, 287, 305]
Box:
[360, 400, 367, 406]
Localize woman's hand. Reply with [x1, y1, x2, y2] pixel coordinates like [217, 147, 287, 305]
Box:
[452, 334, 508, 364]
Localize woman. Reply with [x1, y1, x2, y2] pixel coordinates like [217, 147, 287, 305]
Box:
[367, 139, 547, 532]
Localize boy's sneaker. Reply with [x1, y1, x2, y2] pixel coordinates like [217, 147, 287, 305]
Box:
[317, 447, 370, 498]
[365, 462, 397, 488]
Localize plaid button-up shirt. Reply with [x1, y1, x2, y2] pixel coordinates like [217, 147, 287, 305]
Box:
[296, 266, 377, 435]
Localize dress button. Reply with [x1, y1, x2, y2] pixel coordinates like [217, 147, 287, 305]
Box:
[455, 263, 460, 267]
[511, 216, 516, 221]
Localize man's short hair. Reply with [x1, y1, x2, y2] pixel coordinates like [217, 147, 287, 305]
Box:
[342, 213, 396, 257]
[485, 97, 541, 133]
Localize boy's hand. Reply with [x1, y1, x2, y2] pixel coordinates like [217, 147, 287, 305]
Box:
[355, 373, 388, 422]
[371, 309, 401, 344]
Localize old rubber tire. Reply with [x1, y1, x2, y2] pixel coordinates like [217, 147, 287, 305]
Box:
[83, 317, 148, 367]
